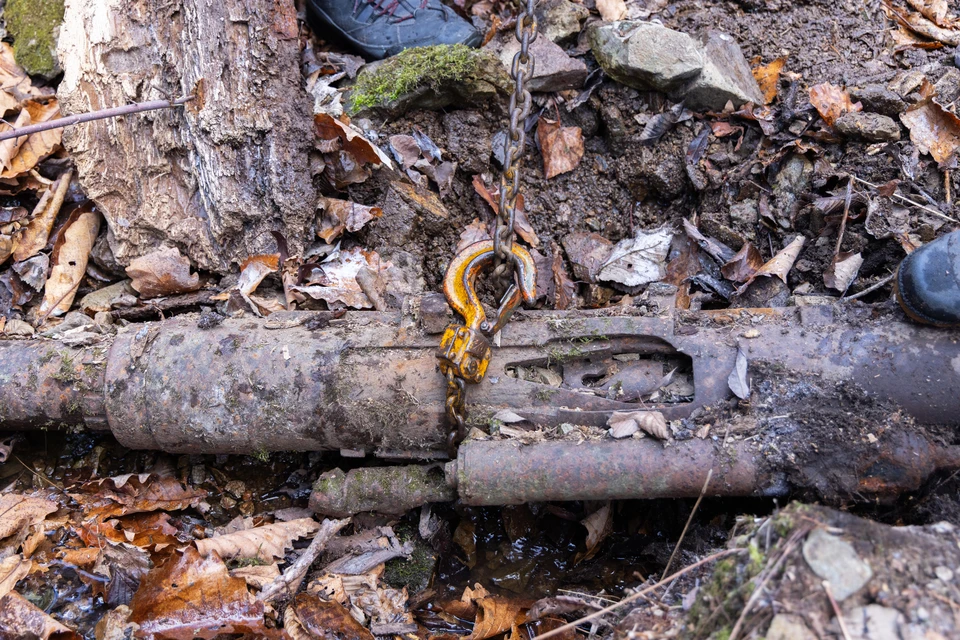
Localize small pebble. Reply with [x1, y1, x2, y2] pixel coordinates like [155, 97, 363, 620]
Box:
[220, 495, 237, 509]
[935, 566, 954, 582]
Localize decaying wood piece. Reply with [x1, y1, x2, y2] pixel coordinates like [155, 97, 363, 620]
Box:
[57, 0, 317, 273]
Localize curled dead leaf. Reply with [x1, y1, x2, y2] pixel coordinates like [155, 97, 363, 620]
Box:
[900, 99, 960, 165]
[550, 241, 576, 310]
[728, 347, 750, 400]
[315, 113, 393, 168]
[720, 242, 763, 283]
[471, 175, 540, 247]
[129, 546, 271, 639]
[126, 246, 201, 299]
[317, 197, 383, 243]
[735, 235, 805, 295]
[468, 596, 527, 640]
[69, 473, 207, 520]
[0, 555, 29, 598]
[580, 503, 612, 560]
[607, 410, 669, 439]
[0, 591, 81, 640]
[823, 251, 864, 293]
[456, 218, 492, 253]
[595, 0, 627, 21]
[12, 169, 72, 263]
[808, 83, 861, 127]
[0, 100, 62, 178]
[285, 593, 374, 640]
[752, 57, 786, 105]
[38, 203, 100, 318]
[196, 518, 321, 563]
[536, 118, 584, 180]
[0, 494, 58, 541]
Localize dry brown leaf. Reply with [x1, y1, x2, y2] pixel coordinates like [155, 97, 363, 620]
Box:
[285, 593, 373, 640]
[94, 606, 139, 640]
[562, 232, 613, 283]
[129, 546, 273, 639]
[580, 503, 612, 560]
[607, 410, 669, 439]
[537, 118, 584, 180]
[0, 43, 50, 105]
[70, 473, 207, 521]
[907, 0, 954, 27]
[12, 169, 72, 262]
[823, 251, 863, 292]
[728, 347, 750, 400]
[720, 242, 764, 283]
[596, 0, 627, 21]
[752, 57, 786, 105]
[902, 9, 960, 44]
[388, 134, 421, 168]
[0, 555, 29, 598]
[0, 591, 81, 639]
[735, 235, 805, 294]
[663, 233, 699, 310]
[900, 100, 960, 165]
[317, 197, 383, 243]
[469, 597, 527, 640]
[0, 494, 58, 541]
[390, 179, 449, 219]
[196, 518, 320, 563]
[471, 175, 539, 246]
[293, 247, 387, 309]
[38, 203, 100, 317]
[456, 218, 492, 253]
[550, 241, 576, 310]
[315, 113, 394, 168]
[237, 253, 280, 301]
[2, 100, 62, 178]
[125, 245, 201, 299]
[58, 547, 100, 567]
[0, 109, 30, 172]
[230, 563, 281, 589]
[808, 83, 861, 127]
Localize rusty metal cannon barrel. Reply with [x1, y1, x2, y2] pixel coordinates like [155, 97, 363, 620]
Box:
[1, 302, 959, 460]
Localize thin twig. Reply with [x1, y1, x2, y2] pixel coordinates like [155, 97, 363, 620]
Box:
[852, 175, 959, 223]
[834, 176, 854, 257]
[728, 525, 811, 640]
[661, 469, 713, 582]
[0, 96, 194, 142]
[533, 548, 746, 640]
[823, 580, 853, 640]
[257, 517, 350, 603]
[947, 170, 953, 207]
[841, 272, 896, 301]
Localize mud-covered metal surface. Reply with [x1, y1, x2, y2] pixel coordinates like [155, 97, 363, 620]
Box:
[1, 303, 958, 460]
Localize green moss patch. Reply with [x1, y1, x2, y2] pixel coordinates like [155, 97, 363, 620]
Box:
[347, 44, 508, 114]
[6, 0, 64, 78]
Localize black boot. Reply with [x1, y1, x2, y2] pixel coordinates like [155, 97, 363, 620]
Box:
[307, 0, 482, 60]
[896, 230, 960, 327]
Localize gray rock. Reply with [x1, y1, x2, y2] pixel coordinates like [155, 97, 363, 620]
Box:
[681, 31, 764, 110]
[538, 0, 589, 43]
[839, 605, 902, 640]
[849, 84, 905, 117]
[773, 153, 813, 225]
[766, 614, 816, 640]
[79, 280, 138, 314]
[589, 21, 703, 93]
[494, 36, 587, 93]
[834, 111, 901, 142]
[935, 68, 960, 104]
[802, 528, 873, 602]
[729, 200, 758, 229]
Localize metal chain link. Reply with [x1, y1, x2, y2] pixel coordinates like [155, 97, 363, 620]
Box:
[444, 370, 468, 454]
[492, 0, 537, 286]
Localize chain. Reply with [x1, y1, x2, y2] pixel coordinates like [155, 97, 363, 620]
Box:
[492, 0, 537, 286]
[444, 370, 468, 454]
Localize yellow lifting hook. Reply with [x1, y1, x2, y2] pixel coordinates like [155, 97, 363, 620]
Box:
[437, 239, 537, 393]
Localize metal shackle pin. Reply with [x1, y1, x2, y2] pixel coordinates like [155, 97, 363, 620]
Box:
[896, 230, 960, 327]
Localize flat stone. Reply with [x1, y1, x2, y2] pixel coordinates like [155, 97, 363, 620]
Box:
[681, 31, 764, 110]
[766, 614, 816, 640]
[494, 36, 587, 93]
[802, 528, 873, 602]
[537, 0, 589, 43]
[78, 280, 138, 314]
[935, 68, 960, 104]
[834, 111, 901, 142]
[589, 21, 703, 93]
[849, 84, 905, 117]
[839, 605, 902, 640]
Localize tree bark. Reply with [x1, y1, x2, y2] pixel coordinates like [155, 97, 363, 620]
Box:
[57, 0, 316, 273]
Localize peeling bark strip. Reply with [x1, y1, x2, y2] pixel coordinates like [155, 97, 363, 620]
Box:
[57, 0, 316, 273]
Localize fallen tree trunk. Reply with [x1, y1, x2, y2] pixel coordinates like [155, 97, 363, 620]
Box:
[57, 0, 317, 273]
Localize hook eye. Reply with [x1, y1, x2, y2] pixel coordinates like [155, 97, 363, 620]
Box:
[442, 240, 538, 334]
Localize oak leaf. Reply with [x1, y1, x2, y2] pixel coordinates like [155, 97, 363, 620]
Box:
[0, 591, 80, 639]
[126, 245, 201, 299]
[317, 197, 383, 243]
[196, 518, 321, 563]
[0, 494, 58, 541]
[752, 57, 786, 105]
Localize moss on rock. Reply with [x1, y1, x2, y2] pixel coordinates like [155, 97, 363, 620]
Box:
[6, 0, 64, 78]
[348, 44, 509, 116]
